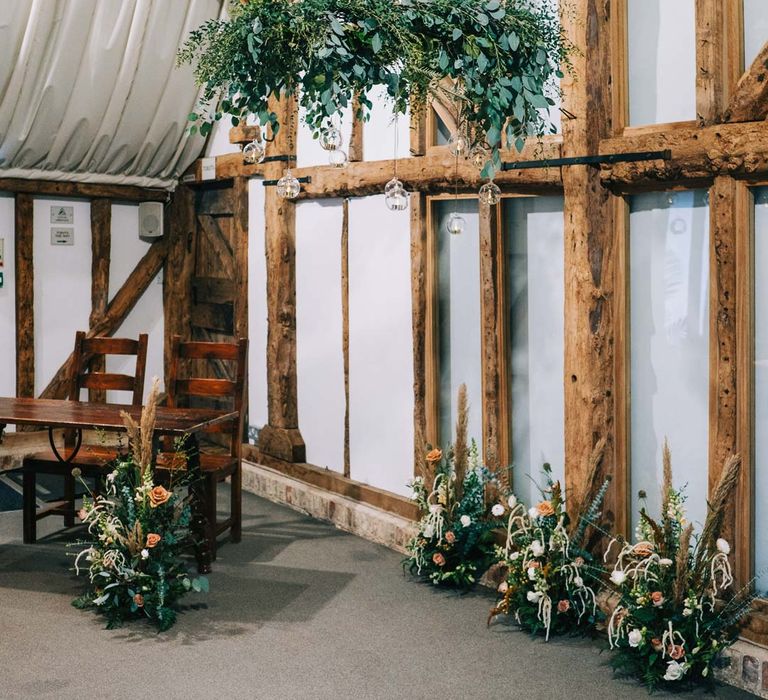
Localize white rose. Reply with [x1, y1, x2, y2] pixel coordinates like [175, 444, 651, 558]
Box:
[141, 549, 149, 559]
[460, 515, 472, 527]
[509, 551, 520, 561]
[610, 569, 627, 585]
[507, 494, 518, 508]
[528, 507, 540, 519]
[573, 576, 584, 588]
[423, 525, 434, 538]
[682, 607, 692, 617]
[716, 538, 730, 555]
[491, 503, 505, 517]
[628, 629, 643, 648]
[527, 567, 537, 581]
[526, 590, 542, 603]
[429, 504, 443, 514]
[659, 558, 673, 567]
[530, 540, 545, 557]
[498, 581, 509, 593]
[663, 661, 687, 682]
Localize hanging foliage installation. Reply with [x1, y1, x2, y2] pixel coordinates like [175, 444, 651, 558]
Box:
[178, 0, 570, 178]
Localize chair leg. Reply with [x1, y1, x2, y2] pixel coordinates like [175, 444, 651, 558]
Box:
[231, 463, 242, 544]
[63, 473, 75, 527]
[22, 468, 37, 544]
[206, 474, 218, 561]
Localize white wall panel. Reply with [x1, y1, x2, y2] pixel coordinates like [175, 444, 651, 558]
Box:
[295, 199, 345, 472]
[33, 198, 91, 395]
[744, 0, 768, 70]
[348, 195, 413, 496]
[363, 86, 410, 162]
[627, 0, 696, 125]
[505, 196, 565, 505]
[629, 191, 709, 531]
[0, 195, 14, 398]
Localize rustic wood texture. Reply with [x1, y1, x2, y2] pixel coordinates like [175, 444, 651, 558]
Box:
[341, 198, 351, 477]
[695, 0, 742, 125]
[0, 178, 166, 202]
[561, 0, 622, 534]
[40, 238, 168, 400]
[424, 200, 440, 449]
[229, 124, 261, 145]
[14, 193, 34, 399]
[409, 102, 428, 157]
[725, 41, 768, 123]
[89, 199, 111, 402]
[232, 179, 250, 427]
[348, 94, 364, 162]
[409, 192, 428, 469]
[258, 92, 306, 463]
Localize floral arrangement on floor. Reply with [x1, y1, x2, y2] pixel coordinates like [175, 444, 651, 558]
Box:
[605, 443, 755, 692]
[404, 384, 504, 589]
[488, 439, 610, 640]
[71, 380, 208, 631]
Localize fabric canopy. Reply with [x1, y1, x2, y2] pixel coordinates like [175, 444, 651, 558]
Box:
[0, 0, 223, 190]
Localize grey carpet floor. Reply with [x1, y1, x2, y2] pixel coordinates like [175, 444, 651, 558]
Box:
[0, 489, 757, 700]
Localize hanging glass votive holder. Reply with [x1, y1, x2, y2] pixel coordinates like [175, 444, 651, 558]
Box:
[243, 138, 266, 164]
[448, 131, 469, 157]
[478, 180, 501, 206]
[277, 169, 301, 199]
[320, 127, 343, 151]
[384, 177, 409, 211]
[329, 149, 348, 168]
[447, 212, 466, 235]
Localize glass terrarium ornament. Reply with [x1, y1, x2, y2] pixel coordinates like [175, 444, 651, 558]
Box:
[469, 143, 490, 170]
[242, 138, 265, 164]
[329, 149, 348, 168]
[479, 180, 501, 206]
[320, 127, 343, 151]
[447, 212, 466, 236]
[277, 169, 301, 200]
[384, 178, 409, 211]
[448, 131, 469, 157]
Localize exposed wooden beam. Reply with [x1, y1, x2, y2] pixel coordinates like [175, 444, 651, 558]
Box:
[409, 192, 428, 470]
[40, 237, 168, 400]
[89, 199, 112, 402]
[724, 40, 768, 123]
[257, 93, 306, 463]
[348, 94, 364, 162]
[229, 124, 261, 146]
[0, 178, 166, 202]
[695, 0, 742, 125]
[14, 193, 34, 399]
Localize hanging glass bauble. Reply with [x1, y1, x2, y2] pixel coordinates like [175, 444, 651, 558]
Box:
[242, 138, 265, 164]
[448, 131, 469, 157]
[447, 212, 466, 235]
[320, 127, 343, 151]
[329, 149, 348, 168]
[478, 180, 501, 206]
[469, 143, 490, 170]
[276, 169, 301, 199]
[384, 178, 409, 211]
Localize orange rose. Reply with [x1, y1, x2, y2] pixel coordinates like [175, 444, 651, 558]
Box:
[146, 533, 161, 548]
[133, 593, 144, 607]
[527, 561, 541, 569]
[432, 552, 446, 567]
[425, 448, 443, 464]
[148, 485, 171, 508]
[444, 531, 456, 544]
[668, 644, 685, 660]
[78, 508, 88, 521]
[651, 591, 664, 607]
[557, 599, 570, 613]
[633, 541, 654, 558]
[536, 501, 555, 517]
[651, 638, 664, 652]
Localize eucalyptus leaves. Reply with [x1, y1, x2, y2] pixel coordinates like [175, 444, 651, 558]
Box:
[178, 0, 570, 178]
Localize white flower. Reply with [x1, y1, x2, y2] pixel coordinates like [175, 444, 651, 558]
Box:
[528, 507, 540, 519]
[530, 540, 545, 557]
[507, 494, 517, 508]
[527, 567, 537, 581]
[663, 661, 687, 682]
[716, 538, 730, 555]
[509, 551, 520, 561]
[682, 607, 693, 617]
[573, 576, 584, 588]
[610, 569, 627, 585]
[491, 503, 505, 517]
[460, 515, 472, 528]
[429, 504, 443, 514]
[106, 471, 117, 482]
[423, 525, 435, 538]
[659, 558, 673, 567]
[526, 590, 543, 603]
[140, 549, 149, 559]
[628, 629, 643, 648]
[498, 581, 509, 593]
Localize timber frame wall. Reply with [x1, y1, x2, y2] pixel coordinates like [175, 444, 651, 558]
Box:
[174, 1, 768, 641]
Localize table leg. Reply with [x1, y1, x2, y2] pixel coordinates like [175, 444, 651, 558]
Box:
[185, 434, 212, 574]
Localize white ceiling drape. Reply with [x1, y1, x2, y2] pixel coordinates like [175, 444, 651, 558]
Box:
[0, 0, 223, 190]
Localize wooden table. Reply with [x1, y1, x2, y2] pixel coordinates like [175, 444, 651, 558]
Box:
[0, 396, 237, 573]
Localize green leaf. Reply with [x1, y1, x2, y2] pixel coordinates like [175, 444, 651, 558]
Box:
[486, 125, 501, 146]
[371, 33, 382, 54]
[452, 28, 462, 41]
[187, 113, 198, 122]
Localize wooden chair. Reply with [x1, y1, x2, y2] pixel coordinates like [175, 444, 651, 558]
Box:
[159, 335, 248, 558]
[22, 332, 148, 543]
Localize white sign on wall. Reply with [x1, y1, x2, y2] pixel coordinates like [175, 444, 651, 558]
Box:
[51, 228, 74, 245]
[200, 157, 216, 181]
[50, 205, 74, 224]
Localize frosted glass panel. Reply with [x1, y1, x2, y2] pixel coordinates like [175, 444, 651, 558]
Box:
[744, 0, 768, 69]
[627, 0, 696, 125]
[435, 199, 483, 451]
[505, 196, 565, 506]
[629, 191, 709, 532]
[753, 187, 768, 592]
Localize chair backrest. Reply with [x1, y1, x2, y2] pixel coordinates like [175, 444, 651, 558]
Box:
[67, 332, 149, 406]
[166, 335, 248, 457]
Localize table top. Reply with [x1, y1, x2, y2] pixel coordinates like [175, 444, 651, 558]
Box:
[0, 397, 237, 435]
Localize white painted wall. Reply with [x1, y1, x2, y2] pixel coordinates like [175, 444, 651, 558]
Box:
[0, 195, 15, 398]
[744, 0, 768, 70]
[627, 0, 696, 126]
[348, 195, 414, 496]
[363, 86, 410, 162]
[295, 200, 345, 472]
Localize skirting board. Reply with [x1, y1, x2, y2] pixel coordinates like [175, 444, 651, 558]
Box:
[242, 460, 419, 554]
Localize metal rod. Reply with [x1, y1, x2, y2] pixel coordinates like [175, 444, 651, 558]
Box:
[500, 149, 672, 171]
[260, 155, 296, 164]
[262, 176, 312, 187]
